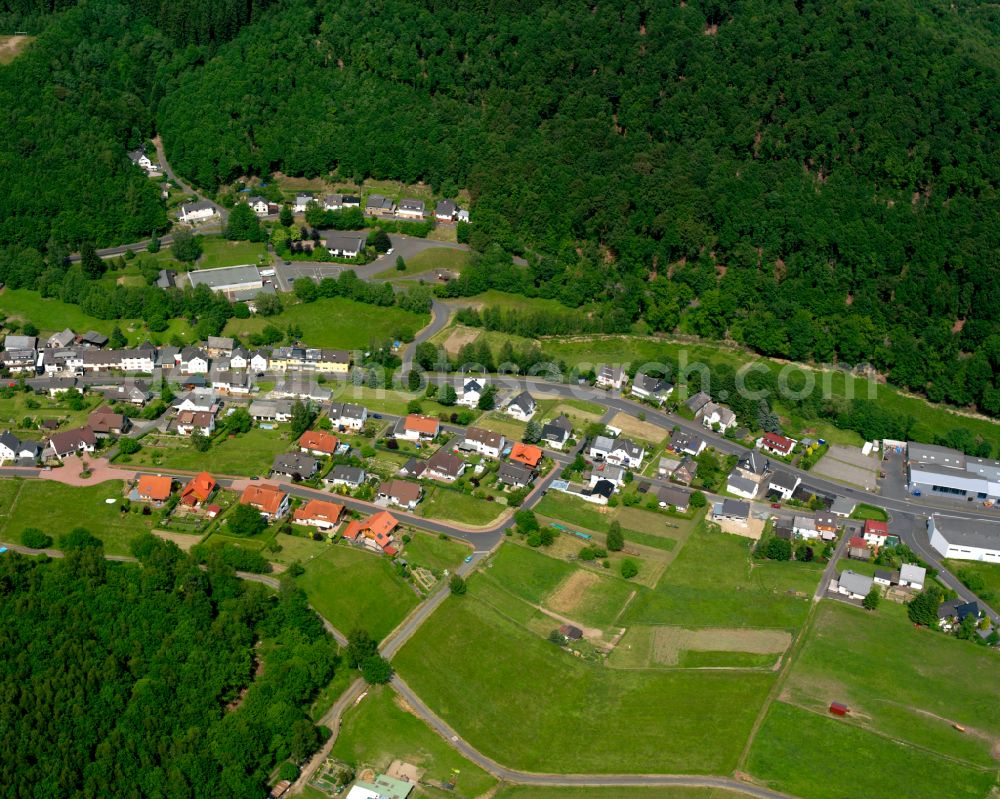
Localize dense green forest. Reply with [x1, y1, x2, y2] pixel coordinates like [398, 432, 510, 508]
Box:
[0, 0, 998, 418]
[0, 534, 337, 797]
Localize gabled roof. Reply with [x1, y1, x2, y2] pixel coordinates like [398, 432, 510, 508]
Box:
[329, 464, 365, 483]
[293, 499, 344, 525]
[498, 461, 534, 485]
[299, 430, 339, 454]
[426, 449, 465, 478]
[761, 431, 795, 452]
[839, 569, 874, 596]
[541, 416, 572, 440]
[380, 479, 421, 504]
[240, 483, 287, 515]
[403, 414, 439, 435]
[899, 563, 926, 583]
[864, 519, 889, 535]
[726, 470, 757, 495]
[271, 452, 319, 476]
[508, 390, 536, 413]
[464, 426, 503, 448]
[589, 479, 615, 499]
[181, 472, 216, 503]
[510, 443, 543, 468]
[47, 427, 97, 453]
[768, 469, 799, 491]
[848, 536, 868, 549]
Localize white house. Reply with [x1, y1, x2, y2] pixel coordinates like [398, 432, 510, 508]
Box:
[119, 348, 156, 373]
[712, 498, 751, 526]
[837, 570, 874, 600]
[459, 375, 486, 408]
[293, 193, 313, 213]
[394, 414, 440, 441]
[767, 470, 801, 501]
[249, 350, 270, 373]
[699, 401, 737, 433]
[898, 563, 926, 590]
[462, 427, 505, 459]
[595, 365, 627, 391]
[505, 391, 536, 422]
[726, 470, 759, 499]
[927, 514, 1000, 563]
[792, 514, 819, 540]
[329, 402, 367, 431]
[435, 199, 458, 221]
[249, 399, 293, 422]
[178, 201, 218, 223]
[176, 410, 215, 437]
[44, 428, 97, 461]
[631, 373, 672, 404]
[230, 348, 249, 369]
[589, 435, 645, 469]
[396, 198, 425, 218]
[180, 347, 209, 374]
[246, 196, 272, 216]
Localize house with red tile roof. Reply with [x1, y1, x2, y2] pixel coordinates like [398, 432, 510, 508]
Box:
[239, 483, 289, 520]
[293, 499, 345, 530]
[394, 414, 440, 441]
[862, 519, 892, 548]
[136, 474, 172, 504]
[758, 431, 796, 457]
[298, 430, 339, 457]
[181, 471, 216, 507]
[341, 510, 398, 553]
[509, 442, 543, 468]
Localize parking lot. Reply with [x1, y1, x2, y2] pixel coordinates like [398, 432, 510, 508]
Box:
[812, 444, 879, 491]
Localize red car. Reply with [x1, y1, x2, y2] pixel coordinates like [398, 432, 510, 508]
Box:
[770, 502, 782, 509]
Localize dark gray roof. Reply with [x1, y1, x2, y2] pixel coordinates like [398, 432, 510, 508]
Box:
[271, 452, 319, 476]
[738, 450, 768, 475]
[542, 415, 572, 440]
[839, 570, 874, 596]
[939, 599, 978, 621]
[498, 462, 534, 486]
[769, 469, 800, 491]
[930, 514, 1000, 551]
[720, 498, 750, 518]
[656, 485, 690, 507]
[330, 465, 365, 483]
[435, 199, 457, 216]
[508, 390, 536, 413]
[726, 470, 758, 495]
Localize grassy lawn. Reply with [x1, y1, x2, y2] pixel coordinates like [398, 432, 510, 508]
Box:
[622, 520, 823, 629]
[402, 531, 470, 573]
[482, 543, 635, 629]
[746, 701, 996, 799]
[494, 789, 747, 799]
[393, 592, 774, 774]
[119, 427, 293, 476]
[778, 601, 1000, 768]
[0, 289, 195, 342]
[196, 237, 267, 269]
[376, 247, 470, 278]
[0, 391, 102, 433]
[0, 479, 155, 557]
[294, 540, 419, 642]
[331, 686, 497, 798]
[224, 296, 428, 349]
[946, 559, 1000, 604]
[478, 412, 528, 440]
[417, 487, 504, 527]
[850, 502, 889, 521]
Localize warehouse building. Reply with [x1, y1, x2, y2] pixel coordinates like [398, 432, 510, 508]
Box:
[186, 264, 264, 298]
[927, 514, 1000, 562]
[906, 442, 1000, 503]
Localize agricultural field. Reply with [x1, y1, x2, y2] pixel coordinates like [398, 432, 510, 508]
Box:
[746, 701, 996, 799]
[224, 296, 429, 349]
[196, 237, 267, 269]
[621, 520, 824, 629]
[535, 397, 606, 423]
[118, 427, 293, 476]
[777, 601, 1000, 769]
[0, 479, 155, 557]
[607, 411, 669, 444]
[292, 537, 420, 641]
[417, 487, 505, 527]
[608, 625, 790, 670]
[376, 247, 469, 278]
[478, 411, 528, 440]
[331, 686, 497, 799]
[393, 592, 774, 774]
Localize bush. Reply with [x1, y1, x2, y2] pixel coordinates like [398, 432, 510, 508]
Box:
[117, 437, 141, 455]
[227, 503, 268, 537]
[20, 528, 53, 549]
[60, 527, 103, 550]
[449, 574, 468, 595]
[620, 558, 639, 579]
[190, 542, 271, 573]
[361, 655, 392, 684]
[863, 587, 881, 611]
[606, 521, 624, 551]
[762, 537, 792, 561]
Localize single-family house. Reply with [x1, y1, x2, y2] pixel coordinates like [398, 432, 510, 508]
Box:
[837, 569, 874, 600]
[792, 514, 818, 540]
[329, 402, 368, 430]
[668, 430, 706, 457]
[458, 375, 486, 407]
[176, 410, 215, 437]
[462, 427, 505, 459]
[396, 198, 425, 218]
[365, 194, 395, 216]
[657, 485, 691, 512]
[509, 442, 543, 469]
[270, 452, 319, 481]
[938, 600, 980, 630]
[272, 377, 331, 403]
[497, 462, 535, 489]
[322, 232, 367, 258]
[505, 390, 536, 421]
[399, 458, 426, 478]
[298, 430, 339, 457]
[862, 519, 892, 548]
[873, 569, 894, 587]
[314, 349, 351, 373]
[684, 391, 712, 415]
[180, 347, 209, 374]
[100, 379, 152, 406]
[342, 511, 399, 555]
[293, 193, 313, 213]
[898, 563, 926, 590]
[424, 449, 466, 482]
[713, 498, 751, 526]
[595, 365, 627, 391]
[767, 470, 801, 501]
[341, 195, 361, 208]
[179, 201, 218, 223]
[540, 416, 573, 449]
[180, 471, 216, 507]
[88, 408, 130, 438]
[630, 372, 673, 404]
[325, 464, 367, 489]
[322, 194, 343, 211]
[239, 483, 289, 520]
[814, 512, 839, 538]
[230, 348, 249, 370]
[249, 350, 270, 373]
[726, 469, 759, 499]
[394, 414, 440, 441]
[589, 435, 645, 469]
[3, 334, 37, 351]
[206, 336, 234, 357]
[250, 399, 294, 422]
[759, 432, 796, 457]
[246, 196, 273, 216]
[293, 499, 345, 530]
[658, 455, 681, 477]
[377, 479, 422, 510]
[699, 401, 737, 432]
[847, 536, 870, 560]
[435, 199, 458, 221]
[136, 474, 173, 505]
[1, 349, 37, 373]
[588, 462, 625, 487]
[583, 479, 615, 506]
[672, 456, 698, 486]
[45, 427, 98, 460]
[0, 431, 41, 464]
[46, 329, 76, 349]
[79, 331, 108, 348]
[830, 496, 856, 517]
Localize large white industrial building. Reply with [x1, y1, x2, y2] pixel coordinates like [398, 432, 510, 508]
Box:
[927, 514, 1000, 562]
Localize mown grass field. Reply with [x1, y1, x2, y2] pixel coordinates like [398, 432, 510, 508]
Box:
[621, 520, 823, 629]
[946, 559, 1000, 605]
[850, 502, 889, 521]
[402, 531, 470, 573]
[493, 787, 749, 799]
[393, 592, 774, 774]
[0, 479, 154, 556]
[224, 296, 429, 349]
[376, 246, 469, 278]
[119, 427, 293, 476]
[331, 686, 497, 798]
[417, 487, 505, 527]
[746, 701, 996, 799]
[293, 539, 419, 642]
[778, 601, 1000, 768]
[196, 237, 267, 269]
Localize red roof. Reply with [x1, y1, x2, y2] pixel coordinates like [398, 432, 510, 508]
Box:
[510, 443, 543, 468]
[181, 471, 216, 504]
[342, 511, 399, 551]
[136, 474, 172, 502]
[864, 519, 889, 535]
[762, 432, 794, 453]
[293, 499, 344, 525]
[240, 483, 287, 515]
[848, 537, 868, 549]
[298, 430, 339, 455]
[205, 504, 221, 517]
[404, 414, 439, 435]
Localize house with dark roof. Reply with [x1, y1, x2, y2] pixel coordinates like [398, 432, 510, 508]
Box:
[435, 199, 458, 221]
[656, 485, 691, 512]
[595, 365, 627, 390]
[45, 427, 97, 460]
[377, 479, 423, 510]
[837, 569, 874, 600]
[668, 430, 705, 457]
[270, 452, 319, 480]
[505, 390, 537, 421]
[462, 427, 506, 459]
[630, 372, 673, 404]
[424, 450, 466, 482]
[713, 498, 750, 526]
[541, 416, 573, 449]
[767, 469, 801, 501]
[498, 461, 535, 489]
[726, 469, 759, 499]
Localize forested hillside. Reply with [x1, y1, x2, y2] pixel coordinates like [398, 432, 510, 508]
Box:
[0, 534, 337, 797]
[0, 0, 998, 416]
